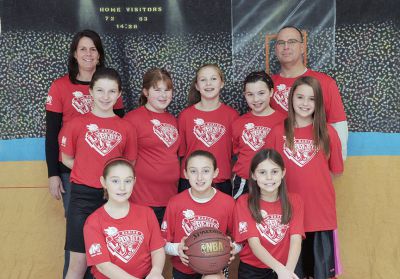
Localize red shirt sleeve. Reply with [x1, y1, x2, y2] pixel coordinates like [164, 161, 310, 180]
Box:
[46, 80, 64, 113]
[177, 111, 187, 157]
[84, 212, 111, 266]
[161, 199, 176, 242]
[122, 120, 138, 162]
[226, 198, 235, 236]
[288, 194, 305, 238]
[232, 119, 240, 156]
[59, 120, 78, 157]
[324, 76, 347, 123]
[233, 196, 257, 243]
[146, 207, 166, 251]
[328, 125, 344, 175]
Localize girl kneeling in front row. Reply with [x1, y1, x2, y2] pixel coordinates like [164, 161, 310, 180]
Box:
[234, 149, 304, 279]
[84, 157, 165, 279]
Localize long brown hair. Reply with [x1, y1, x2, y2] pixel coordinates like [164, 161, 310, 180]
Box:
[284, 76, 330, 157]
[139, 68, 173, 106]
[68, 30, 104, 84]
[248, 149, 292, 224]
[187, 64, 225, 106]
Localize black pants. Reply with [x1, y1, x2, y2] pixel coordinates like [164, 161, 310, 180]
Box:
[151, 206, 166, 227]
[65, 183, 105, 253]
[295, 231, 335, 279]
[238, 261, 277, 279]
[172, 268, 202, 279]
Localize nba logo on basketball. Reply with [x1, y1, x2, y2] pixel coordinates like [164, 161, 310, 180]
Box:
[200, 241, 224, 255]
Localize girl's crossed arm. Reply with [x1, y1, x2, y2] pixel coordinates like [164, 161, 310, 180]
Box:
[285, 234, 302, 272]
[248, 237, 299, 279]
[96, 262, 139, 279]
[146, 247, 165, 279]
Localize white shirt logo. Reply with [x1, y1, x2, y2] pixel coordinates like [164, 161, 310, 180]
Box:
[238, 221, 248, 234]
[283, 136, 318, 167]
[151, 119, 178, 147]
[242, 123, 271, 151]
[256, 209, 289, 245]
[161, 220, 168, 232]
[72, 91, 93, 114]
[104, 226, 144, 263]
[89, 243, 102, 257]
[181, 209, 219, 235]
[193, 118, 226, 147]
[61, 136, 67, 147]
[46, 95, 53, 105]
[85, 124, 122, 156]
[274, 84, 290, 111]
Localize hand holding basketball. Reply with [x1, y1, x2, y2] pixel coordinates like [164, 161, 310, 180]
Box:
[185, 227, 231, 274]
[227, 236, 236, 264]
[178, 236, 189, 266]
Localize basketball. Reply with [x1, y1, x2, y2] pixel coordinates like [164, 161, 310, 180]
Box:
[185, 227, 231, 274]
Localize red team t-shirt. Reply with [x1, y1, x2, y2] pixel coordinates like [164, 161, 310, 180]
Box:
[60, 113, 137, 188]
[232, 111, 286, 179]
[233, 194, 304, 269]
[178, 104, 239, 182]
[124, 106, 180, 207]
[271, 69, 347, 123]
[45, 74, 124, 125]
[84, 203, 165, 279]
[267, 123, 343, 232]
[161, 190, 235, 274]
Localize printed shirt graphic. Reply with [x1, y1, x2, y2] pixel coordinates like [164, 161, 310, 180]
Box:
[233, 194, 304, 269]
[71, 91, 93, 114]
[271, 70, 347, 123]
[283, 136, 318, 167]
[178, 104, 239, 182]
[84, 204, 165, 279]
[124, 106, 180, 207]
[242, 123, 270, 151]
[256, 210, 289, 245]
[162, 190, 235, 274]
[46, 95, 53, 106]
[181, 209, 220, 235]
[88, 243, 102, 257]
[238, 221, 248, 234]
[85, 124, 122, 156]
[104, 227, 144, 263]
[273, 83, 290, 111]
[193, 118, 226, 147]
[151, 119, 178, 147]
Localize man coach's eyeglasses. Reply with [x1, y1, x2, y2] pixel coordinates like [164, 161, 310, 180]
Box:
[275, 39, 303, 47]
